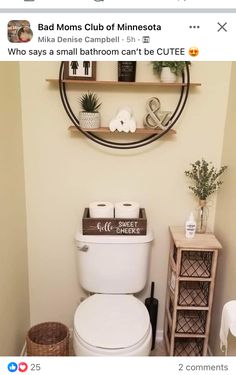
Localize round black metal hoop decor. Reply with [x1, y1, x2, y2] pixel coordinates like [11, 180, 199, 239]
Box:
[59, 62, 190, 150]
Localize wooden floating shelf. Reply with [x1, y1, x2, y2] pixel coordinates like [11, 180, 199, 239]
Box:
[68, 126, 176, 135]
[47, 79, 201, 87]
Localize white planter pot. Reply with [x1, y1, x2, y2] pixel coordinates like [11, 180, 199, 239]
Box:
[160, 67, 177, 83]
[79, 112, 100, 129]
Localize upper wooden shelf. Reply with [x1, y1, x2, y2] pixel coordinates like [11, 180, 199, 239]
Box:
[68, 126, 176, 135]
[46, 79, 201, 87]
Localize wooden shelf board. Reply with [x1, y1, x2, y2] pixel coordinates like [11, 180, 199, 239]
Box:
[68, 125, 176, 135]
[169, 226, 223, 250]
[179, 276, 213, 282]
[46, 79, 201, 87]
[174, 333, 206, 339]
[176, 306, 209, 311]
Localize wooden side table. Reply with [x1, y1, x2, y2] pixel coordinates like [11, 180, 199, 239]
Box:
[164, 226, 222, 356]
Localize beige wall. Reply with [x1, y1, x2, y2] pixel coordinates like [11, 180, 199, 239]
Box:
[0, 63, 30, 355]
[210, 62, 236, 355]
[20, 62, 231, 334]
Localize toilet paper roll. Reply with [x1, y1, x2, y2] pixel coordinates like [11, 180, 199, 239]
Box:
[89, 202, 114, 218]
[115, 202, 140, 218]
[220, 300, 236, 355]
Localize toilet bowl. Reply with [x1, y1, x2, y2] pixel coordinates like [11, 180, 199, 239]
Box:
[74, 229, 153, 356]
[73, 294, 152, 356]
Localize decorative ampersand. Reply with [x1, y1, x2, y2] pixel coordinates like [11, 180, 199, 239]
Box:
[144, 97, 172, 130]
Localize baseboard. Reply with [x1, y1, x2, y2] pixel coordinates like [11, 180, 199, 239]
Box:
[156, 330, 163, 342]
[20, 341, 27, 356]
[69, 328, 73, 339]
[208, 345, 213, 356]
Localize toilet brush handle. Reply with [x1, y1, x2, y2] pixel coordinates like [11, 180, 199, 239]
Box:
[151, 282, 154, 301]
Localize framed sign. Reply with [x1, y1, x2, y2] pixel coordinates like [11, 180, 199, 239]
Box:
[64, 61, 96, 80]
[118, 61, 136, 82]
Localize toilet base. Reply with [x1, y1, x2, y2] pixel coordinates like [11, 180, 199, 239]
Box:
[73, 325, 152, 356]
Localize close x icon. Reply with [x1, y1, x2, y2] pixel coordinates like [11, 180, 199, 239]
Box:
[217, 22, 228, 32]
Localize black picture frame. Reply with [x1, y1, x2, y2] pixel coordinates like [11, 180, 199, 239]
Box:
[64, 61, 96, 81]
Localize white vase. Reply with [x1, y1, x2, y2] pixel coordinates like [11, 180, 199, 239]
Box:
[79, 112, 100, 129]
[160, 67, 177, 83]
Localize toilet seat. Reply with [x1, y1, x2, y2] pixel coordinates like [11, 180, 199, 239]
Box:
[74, 294, 151, 351]
[74, 327, 152, 356]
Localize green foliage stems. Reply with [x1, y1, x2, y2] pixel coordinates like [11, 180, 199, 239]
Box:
[151, 61, 190, 76]
[185, 159, 228, 200]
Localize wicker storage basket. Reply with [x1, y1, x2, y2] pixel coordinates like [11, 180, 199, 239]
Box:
[26, 322, 69, 356]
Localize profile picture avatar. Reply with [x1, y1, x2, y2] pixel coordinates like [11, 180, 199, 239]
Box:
[8, 20, 33, 43]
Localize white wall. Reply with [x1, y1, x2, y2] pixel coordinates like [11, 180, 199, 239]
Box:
[210, 62, 236, 355]
[0, 62, 30, 355]
[20, 62, 231, 331]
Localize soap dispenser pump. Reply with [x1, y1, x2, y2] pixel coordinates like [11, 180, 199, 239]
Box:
[185, 212, 196, 239]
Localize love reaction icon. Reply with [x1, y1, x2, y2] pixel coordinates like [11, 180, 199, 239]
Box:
[18, 362, 28, 373]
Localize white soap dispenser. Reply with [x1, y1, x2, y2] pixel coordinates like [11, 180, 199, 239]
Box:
[185, 212, 196, 239]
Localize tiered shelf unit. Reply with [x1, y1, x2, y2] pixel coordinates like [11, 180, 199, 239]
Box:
[164, 227, 222, 356]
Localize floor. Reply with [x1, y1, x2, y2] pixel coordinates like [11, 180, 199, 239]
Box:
[151, 341, 167, 356]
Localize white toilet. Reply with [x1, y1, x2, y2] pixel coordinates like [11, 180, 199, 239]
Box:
[73, 230, 153, 356]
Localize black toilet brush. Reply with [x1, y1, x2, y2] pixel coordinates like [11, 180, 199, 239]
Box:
[145, 282, 159, 350]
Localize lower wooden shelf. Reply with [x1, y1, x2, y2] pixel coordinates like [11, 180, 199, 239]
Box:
[176, 310, 207, 335]
[68, 126, 176, 135]
[174, 337, 205, 356]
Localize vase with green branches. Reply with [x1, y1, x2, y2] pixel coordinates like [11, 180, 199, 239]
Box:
[185, 158, 228, 232]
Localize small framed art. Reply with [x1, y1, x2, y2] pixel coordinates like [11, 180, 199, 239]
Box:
[64, 61, 96, 80]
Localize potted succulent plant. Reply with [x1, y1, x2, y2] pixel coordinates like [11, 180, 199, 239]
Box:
[151, 61, 189, 83]
[79, 92, 102, 129]
[185, 158, 228, 232]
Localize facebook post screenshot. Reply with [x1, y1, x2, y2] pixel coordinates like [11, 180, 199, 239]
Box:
[1, 1, 236, 374]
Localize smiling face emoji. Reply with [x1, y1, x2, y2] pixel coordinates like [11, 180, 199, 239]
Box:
[189, 47, 199, 57]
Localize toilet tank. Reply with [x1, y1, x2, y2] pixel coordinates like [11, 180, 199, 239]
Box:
[75, 230, 153, 294]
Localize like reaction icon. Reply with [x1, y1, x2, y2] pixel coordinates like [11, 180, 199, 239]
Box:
[8, 362, 18, 373]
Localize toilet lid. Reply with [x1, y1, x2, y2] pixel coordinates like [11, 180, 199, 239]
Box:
[74, 294, 150, 349]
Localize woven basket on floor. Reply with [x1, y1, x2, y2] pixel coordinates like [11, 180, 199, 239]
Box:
[26, 322, 69, 356]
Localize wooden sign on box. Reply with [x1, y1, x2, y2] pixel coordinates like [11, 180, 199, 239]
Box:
[82, 208, 147, 235]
